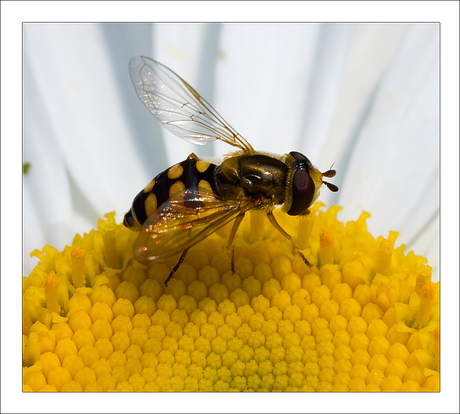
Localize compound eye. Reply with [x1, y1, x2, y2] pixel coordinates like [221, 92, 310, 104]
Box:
[123, 210, 135, 227]
[287, 168, 315, 216]
[286, 152, 316, 216]
[289, 151, 311, 165]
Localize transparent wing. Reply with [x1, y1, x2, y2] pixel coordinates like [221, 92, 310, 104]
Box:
[134, 188, 259, 261]
[129, 56, 253, 151]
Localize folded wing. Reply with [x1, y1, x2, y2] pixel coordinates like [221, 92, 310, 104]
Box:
[134, 188, 259, 261]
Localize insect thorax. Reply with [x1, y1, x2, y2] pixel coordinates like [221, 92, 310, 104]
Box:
[216, 153, 288, 205]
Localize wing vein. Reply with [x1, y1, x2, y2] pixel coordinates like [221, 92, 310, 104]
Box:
[130, 56, 253, 151]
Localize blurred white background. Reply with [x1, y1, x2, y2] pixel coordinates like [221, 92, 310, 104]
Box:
[23, 23, 440, 278]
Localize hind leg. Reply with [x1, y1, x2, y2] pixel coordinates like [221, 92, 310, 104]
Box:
[224, 212, 246, 273]
[164, 248, 190, 286]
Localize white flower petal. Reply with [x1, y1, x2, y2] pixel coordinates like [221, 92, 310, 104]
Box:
[214, 23, 320, 156]
[23, 59, 73, 269]
[337, 24, 439, 277]
[24, 24, 150, 214]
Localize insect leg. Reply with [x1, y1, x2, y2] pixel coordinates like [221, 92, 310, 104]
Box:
[266, 210, 311, 266]
[164, 247, 190, 287]
[224, 212, 246, 273]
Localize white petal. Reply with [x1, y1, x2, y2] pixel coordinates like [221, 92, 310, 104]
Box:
[337, 24, 439, 277]
[214, 23, 320, 155]
[24, 24, 150, 217]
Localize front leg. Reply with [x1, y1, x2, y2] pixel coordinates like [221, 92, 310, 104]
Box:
[266, 210, 311, 266]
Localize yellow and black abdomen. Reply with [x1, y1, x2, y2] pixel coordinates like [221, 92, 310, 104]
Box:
[123, 158, 218, 229]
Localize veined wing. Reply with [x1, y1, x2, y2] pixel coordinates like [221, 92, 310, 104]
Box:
[129, 56, 253, 151]
[134, 188, 260, 261]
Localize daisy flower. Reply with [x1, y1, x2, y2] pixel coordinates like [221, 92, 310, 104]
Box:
[21, 23, 441, 393]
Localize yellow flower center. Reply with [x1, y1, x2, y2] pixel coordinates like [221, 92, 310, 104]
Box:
[22, 205, 439, 392]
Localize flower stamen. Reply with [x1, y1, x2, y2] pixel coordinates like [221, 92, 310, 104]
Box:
[44, 272, 60, 314]
[297, 214, 314, 250]
[415, 265, 432, 296]
[319, 230, 334, 266]
[378, 239, 393, 276]
[100, 221, 120, 269]
[414, 283, 436, 329]
[71, 247, 86, 288]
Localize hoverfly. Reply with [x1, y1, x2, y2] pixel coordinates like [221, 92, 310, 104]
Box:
[123, 56, 338, 286]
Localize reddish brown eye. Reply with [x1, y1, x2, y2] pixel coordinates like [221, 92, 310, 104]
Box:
[287, 152, 315, 216]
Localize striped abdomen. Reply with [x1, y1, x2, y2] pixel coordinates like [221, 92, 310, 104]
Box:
[123, 158, 218, 230]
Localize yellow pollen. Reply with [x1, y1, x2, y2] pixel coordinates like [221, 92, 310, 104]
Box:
[415, 265, 432, 295]
[45, 272, 60, 314]
[319, 230, 334, 266]
[71, 246, 86, 287]
[167, 163, 184, 180]
[414, 282, 436, 329]
[378, 238, 393, 276]
[23, 299, 32, 336]
[433, 327, 440, 370]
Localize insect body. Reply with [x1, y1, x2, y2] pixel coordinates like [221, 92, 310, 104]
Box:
[124, 56, 338, 285]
